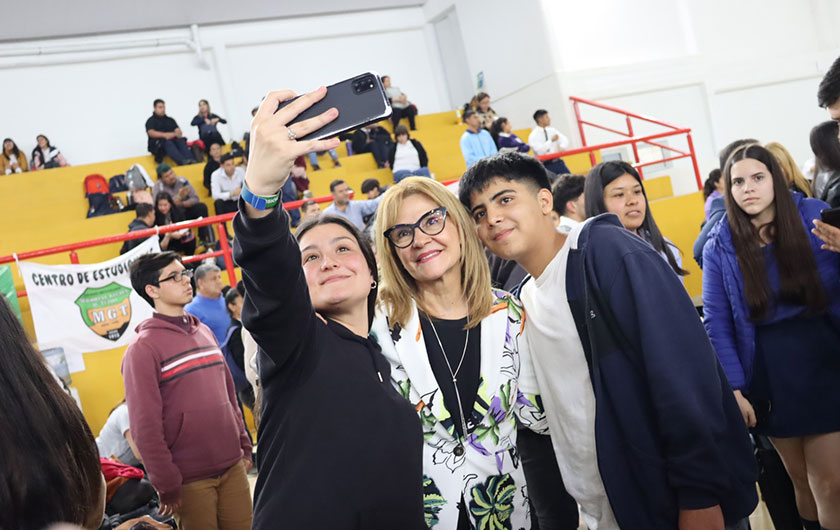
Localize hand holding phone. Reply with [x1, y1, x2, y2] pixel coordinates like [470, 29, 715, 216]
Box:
[244, 88, 339, 212]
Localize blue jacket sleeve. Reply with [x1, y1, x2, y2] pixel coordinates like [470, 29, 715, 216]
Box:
[600, 237, 738, 510]
[701, 243, 746, 390]
[461, 135, 478, 167]
[190, 115, 203, 127]
[693, 199, 725, 268]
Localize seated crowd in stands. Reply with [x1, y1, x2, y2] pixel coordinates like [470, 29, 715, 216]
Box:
[2, 135, 70, 174]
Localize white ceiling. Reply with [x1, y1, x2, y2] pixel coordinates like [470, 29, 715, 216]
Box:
[1, 0, 424, 42]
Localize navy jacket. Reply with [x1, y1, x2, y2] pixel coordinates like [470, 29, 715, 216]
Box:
[702, 192, 840, 390]
[693, 196, 726, 269]
[554, 214, 757, 528]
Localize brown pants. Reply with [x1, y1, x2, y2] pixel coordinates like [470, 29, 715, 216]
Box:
[177, 460, 252, 530]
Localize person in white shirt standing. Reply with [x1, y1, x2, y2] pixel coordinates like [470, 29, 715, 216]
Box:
[529, 109, 572, 175]
[211, 153, 245, 216]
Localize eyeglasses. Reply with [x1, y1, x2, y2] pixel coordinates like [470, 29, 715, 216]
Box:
[384, 207, 447, 248]
[158, 269, 194, 284]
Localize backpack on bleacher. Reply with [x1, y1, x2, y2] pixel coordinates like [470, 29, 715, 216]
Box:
[109, 174, 128, 193]
[125, 164, 153, 191]
[84, 174, 109, 195]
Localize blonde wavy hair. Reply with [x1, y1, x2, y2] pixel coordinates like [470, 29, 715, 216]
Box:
[375, 177, 493, 329]
[765, 141, 812, 197]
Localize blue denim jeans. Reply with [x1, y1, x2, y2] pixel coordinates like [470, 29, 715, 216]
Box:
[308, 149, 338, 166]
[392, 167, 431, 183]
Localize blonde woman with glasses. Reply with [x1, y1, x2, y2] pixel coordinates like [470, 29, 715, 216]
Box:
[372, 177, 547, 529]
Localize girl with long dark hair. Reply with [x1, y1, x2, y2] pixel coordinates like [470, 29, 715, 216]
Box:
[1, 137, 28, 174]
[585, 160, 688, 277]
[153, 191, 196, 255]
[232, 87, 425, 529]
[30, 134, 69, 170]
[0, 295, 105, 528]
[702, 143, 840, 530]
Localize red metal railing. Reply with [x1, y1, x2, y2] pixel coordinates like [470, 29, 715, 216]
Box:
[0, 194, 337, 299]
[541, 96, 702, 189]
[2, 96, 701, 300]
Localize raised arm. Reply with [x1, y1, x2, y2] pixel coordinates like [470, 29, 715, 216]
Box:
[233, 87, 341, 370]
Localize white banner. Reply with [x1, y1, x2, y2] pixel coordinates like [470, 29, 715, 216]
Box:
[21, 237, 161, 362]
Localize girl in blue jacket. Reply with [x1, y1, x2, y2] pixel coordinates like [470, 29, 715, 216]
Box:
[703, 143, 840, 530]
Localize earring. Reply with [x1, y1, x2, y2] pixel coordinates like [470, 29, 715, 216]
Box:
[371, 280, 377, 290]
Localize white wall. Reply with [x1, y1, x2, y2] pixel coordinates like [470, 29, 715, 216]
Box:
[0, 7, 445, 165]
[537, 0, 840, 193]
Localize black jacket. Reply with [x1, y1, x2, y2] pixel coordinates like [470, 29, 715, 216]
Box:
[554, 214, 757, 528]
[120, 218, 152, 254]
[233, 201, 425, 530]
[351, 127, 392, 154]
[388, 139, 428, 169]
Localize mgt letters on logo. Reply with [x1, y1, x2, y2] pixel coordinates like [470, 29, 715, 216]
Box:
[75, 282, 133, 341]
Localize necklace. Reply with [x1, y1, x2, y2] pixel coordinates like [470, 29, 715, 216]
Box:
[425, 314, 470, 456]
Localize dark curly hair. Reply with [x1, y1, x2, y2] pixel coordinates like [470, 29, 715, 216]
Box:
[818, 55, 840, 108]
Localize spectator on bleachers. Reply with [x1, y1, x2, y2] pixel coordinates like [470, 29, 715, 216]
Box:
[323, 179, 383, 231]
[528, 109, 571, 175]
[371, 176, 547, 530]
[382, 75, 417, 130]
[185, 263, 230, 345]
[766, 142, 812, 197]
[810, 121, 840, 207]
[552, 173, 586, 234]
[459, 151, 758, 530]
[96, 400, 142, 468]
[151, 163, 206, 218]
[221, 287, 255, 411]
[154, 192, 197, 256]
[125, 253, 252, 527]
[459, 109, 498, 168]
[120, 203, 156, 255]
[585, 160, 688, 278]
[703, 143, 840, 530]
[360, 178, 389, 200]
[190, 99, 227, 148]
[145, 99, 196, 165]
[351, 125, 392, 168]
[300, 199, 321, 221]
[389, 125, 431, 182]
[491, 117, 530, 154]
[29, 135, 68, 170]
[203, 142, 222, 193]
[211, 153, 245, 216]
[308, 148, 341, 170]
[1, 138, 28, 174]
[0, 296, 105, 530]
[472, 92, 497, 131]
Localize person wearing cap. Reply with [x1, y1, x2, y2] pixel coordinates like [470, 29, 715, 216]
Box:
[152, 163, 213, 244]
[460, 109, 497, 168]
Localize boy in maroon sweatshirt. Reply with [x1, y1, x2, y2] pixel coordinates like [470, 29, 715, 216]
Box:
[123, 251, 253, 529]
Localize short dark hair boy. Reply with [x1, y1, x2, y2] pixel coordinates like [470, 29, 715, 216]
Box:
[129, 251, 183, 308]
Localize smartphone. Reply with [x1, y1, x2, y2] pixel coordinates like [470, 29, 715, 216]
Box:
[276, 71, 392, 141]
[821, 206, 840, 228]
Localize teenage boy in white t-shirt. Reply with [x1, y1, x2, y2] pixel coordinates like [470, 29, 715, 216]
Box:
[459, 152, 758, 530]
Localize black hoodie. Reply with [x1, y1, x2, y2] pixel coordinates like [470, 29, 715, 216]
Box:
[233, 201, 425, 530]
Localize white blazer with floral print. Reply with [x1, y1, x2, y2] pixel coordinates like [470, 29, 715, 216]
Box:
[372, 290, 548, 530]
